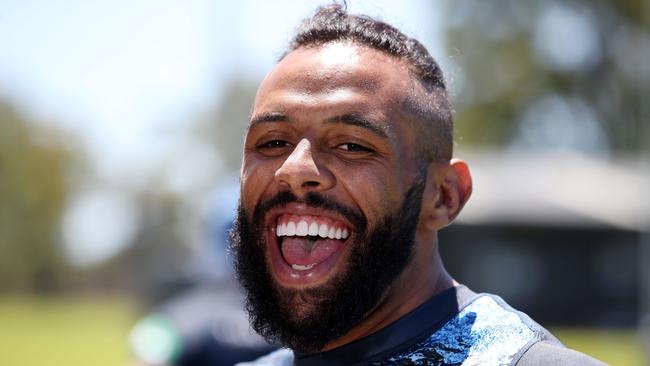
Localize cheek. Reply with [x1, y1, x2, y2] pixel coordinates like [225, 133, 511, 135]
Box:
[337, 168, 400, 226]
[241, 156, 278, 209]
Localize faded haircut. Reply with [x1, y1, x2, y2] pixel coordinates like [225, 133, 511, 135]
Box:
[282, 3, 453, 162]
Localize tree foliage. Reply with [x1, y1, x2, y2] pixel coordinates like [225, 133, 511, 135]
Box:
[0, 101, 73, 292]
[445, 0, 649, 155]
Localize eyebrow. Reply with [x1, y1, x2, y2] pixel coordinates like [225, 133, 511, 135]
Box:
[249, 112, 287, 126]
[249, 111, 391, 140]
[324, 114, 391, 139]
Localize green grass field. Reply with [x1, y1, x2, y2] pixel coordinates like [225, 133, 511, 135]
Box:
[0, 296, 136, 366]
[0, 296, 647, 366]
[552, 327, 648, 366]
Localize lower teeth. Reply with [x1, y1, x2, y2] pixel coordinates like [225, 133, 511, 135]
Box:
[291, 263, 316, 271]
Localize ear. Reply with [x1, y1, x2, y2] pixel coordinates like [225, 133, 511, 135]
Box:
[421, 159, 472, 231]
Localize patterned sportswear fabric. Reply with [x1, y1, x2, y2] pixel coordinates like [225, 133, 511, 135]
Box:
[237, 286, 606, 366]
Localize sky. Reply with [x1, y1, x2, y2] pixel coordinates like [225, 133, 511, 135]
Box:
[0, 0, 445, 266]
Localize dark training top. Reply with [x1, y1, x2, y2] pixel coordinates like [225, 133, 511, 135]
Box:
[238, 286, 607, 366]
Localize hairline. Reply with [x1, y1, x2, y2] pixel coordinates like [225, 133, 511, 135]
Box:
[279, 40, 452, 164]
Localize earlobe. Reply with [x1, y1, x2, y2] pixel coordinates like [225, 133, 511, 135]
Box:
[422, 159, 473, 230]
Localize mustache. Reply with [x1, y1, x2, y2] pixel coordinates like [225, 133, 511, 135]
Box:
[252, 190, 367, 234]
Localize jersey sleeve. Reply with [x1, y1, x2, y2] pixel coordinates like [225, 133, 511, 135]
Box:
[235, 348, 294, 366]
[515, 341, 608, 366]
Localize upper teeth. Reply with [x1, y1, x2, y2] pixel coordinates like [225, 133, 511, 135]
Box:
[276, 219, 349, 240]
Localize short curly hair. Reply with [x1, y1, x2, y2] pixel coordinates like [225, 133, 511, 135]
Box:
[283, 3, 453, 162]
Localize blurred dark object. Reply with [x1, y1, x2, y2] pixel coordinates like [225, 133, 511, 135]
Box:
[442, 150, 648, 328]
[128, 177, 276, 366]
[441, 224, 641, 326]
[130, 283, 274, 366]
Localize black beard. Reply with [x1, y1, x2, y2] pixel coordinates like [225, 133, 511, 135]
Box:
[229, 181, 425, 353]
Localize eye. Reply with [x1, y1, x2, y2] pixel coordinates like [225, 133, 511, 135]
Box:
[258, 139, 291, 149]
[254, 139, 293, 157]
[337, 143, 373, 153]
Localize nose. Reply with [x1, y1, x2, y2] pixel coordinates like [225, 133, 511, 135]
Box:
[274, 138, 335, 195]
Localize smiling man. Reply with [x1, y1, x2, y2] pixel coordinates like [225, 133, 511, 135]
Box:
[230, 4, 605, 366]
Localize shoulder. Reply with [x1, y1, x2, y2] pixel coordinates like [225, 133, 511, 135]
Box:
[468, 292, 562, 345]
[515, 341, 608, 366]
[374, 292, 547, 365]
[390, 294, 603, 366]
[471, 292, 607, 366]
[235, 348, 294, 366]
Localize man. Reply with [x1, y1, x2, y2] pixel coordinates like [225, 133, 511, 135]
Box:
[229, 4, 606, 365]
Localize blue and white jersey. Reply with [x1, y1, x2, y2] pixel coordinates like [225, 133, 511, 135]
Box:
[238, 286, 605, 366]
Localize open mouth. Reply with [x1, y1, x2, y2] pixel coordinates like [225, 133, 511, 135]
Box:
[274, 214, 351, 273]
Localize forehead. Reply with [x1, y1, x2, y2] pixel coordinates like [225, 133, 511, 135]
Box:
[253, 42, 414, 115]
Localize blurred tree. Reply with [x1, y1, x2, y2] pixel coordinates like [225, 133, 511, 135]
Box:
[200, 76, 259, 171]
[444, 0, 649, 156]
[90, 192, 192, 302]
[0, 101, 73, 292]
[62, 78, 261, 298]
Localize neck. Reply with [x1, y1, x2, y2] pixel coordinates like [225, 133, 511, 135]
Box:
[321, 239, 453, 351]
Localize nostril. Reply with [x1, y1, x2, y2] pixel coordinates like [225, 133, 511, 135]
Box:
[302, 181, 320, 188]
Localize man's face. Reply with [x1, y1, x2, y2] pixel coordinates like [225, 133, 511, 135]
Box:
[232, 42, 428, 351]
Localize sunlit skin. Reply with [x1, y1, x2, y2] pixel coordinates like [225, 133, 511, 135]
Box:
[241, 42, 472, 351]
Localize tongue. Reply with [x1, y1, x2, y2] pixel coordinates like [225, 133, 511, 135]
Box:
[281, 237, 343, 267]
